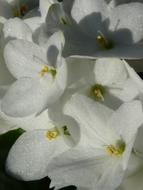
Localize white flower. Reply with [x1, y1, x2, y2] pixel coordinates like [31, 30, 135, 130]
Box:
[47, 94, 143, 190]
[46, 0, 143, 59]
[71, 58, 141, 110]
[0, 31, 67, 117]
[5, 116, 79, 181]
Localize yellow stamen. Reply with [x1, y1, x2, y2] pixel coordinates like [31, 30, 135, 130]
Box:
[39, 65, 57, 78]
[46, 128, 59, 140]
[39, 66, 49, 76]
[90, 84, 105, 102]
[96, 32, 113, 49]
[105, 141, 125, 157]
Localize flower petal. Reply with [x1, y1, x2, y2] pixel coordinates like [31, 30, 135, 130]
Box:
[94, 58, 128, 86]
[0, 0, 13, 18]
[0, 105, 54, 131]
[119, 168, 143, 190]
[3, 18, 32, 42]
[39, 0, 55, 21]
[4, 39, 47, 79]
[1, 78, 51, 117]
[64, 94, 117, 146]
[71, 0, 108, 38]
[109, 3, 143, 44]
[108, 100, 143, 143]
[6, 130, 69, 181]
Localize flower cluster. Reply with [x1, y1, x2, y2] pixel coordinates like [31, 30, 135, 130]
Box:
[0, 0, 143, 190]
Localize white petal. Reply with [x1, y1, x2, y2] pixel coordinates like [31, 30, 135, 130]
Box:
[0, 117, 16, 134]
[94, 58, 128, 86]
[108, 100, 143, 143]
[0, 105, 54, 131]
[6, 130, 69, 181]
[39, 0, 55, 21]
[109, 3, 143, 44]
[4, 39, 47, 79]
[48, 143, 108, 189]
[0, 0, 13, 18]
[44, 31, 65, 67]
[109, 78, 139, 102]
[3, 18, 32, 42]
[71, 0, 108, 38]
[1, 78, 51, 117]
[64, 94, 117, 146]
[125, 62, 143, 91]
[119, 168, 143, 190]
[24, 17, 42, 32]
[0, 52, 14, 85]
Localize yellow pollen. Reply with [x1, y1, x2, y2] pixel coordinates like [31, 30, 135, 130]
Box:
[96, 33, 113, 49]
[39, 66, 49, 76]
[94, 88, 104, 101]
[39, 66, 57, 78]
[90, 84, 104, 102]
[105, 141, 125, 157]
[46, 128, 59, 140]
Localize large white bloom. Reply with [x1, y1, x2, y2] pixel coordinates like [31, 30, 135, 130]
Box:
[47, 94, 143, 190]
[0, 31, 67, 117]
[46, 0, 143, 59]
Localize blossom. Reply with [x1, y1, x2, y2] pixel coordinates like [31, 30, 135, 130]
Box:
[5, 116, 79, 181]
[46, 0, 143, 59]
[71, 58, 141, 110]
[0, 31, 67, 117]
[47, 94, 143, 190]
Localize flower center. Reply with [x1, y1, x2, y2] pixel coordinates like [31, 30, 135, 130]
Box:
[39, 65, 57, 78]
[105, 140, 126, 157]
[46, 126, 71, 141]
[46, 128, 60, 140]
[96, 32, 113, 50]
[90, 84, 105, 101]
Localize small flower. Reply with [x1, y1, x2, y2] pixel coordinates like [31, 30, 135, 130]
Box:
[46, 0, 143, 59]
[1, 31, 67, 117]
